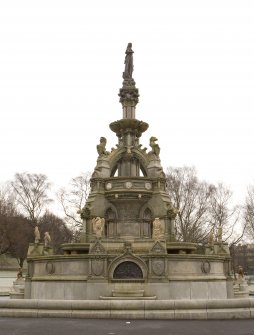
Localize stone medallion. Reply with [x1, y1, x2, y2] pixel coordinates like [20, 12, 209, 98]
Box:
[151, 259, 165, 276]
[201, 261, 211, 274]
[145, 182, 152, 190]
[106, 182, 112, 190]
[91, 258, 104, 276]
[45, 261, 55, 275]
[125, 181, 132, 189]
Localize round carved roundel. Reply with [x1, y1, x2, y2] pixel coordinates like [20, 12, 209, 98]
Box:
[113, 261, 143, 279]
[125, 182, 132, 189]
[145, 182, 152, 190]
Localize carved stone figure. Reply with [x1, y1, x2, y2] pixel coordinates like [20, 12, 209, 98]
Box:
[152, 218, 164, 241]
[96, 137, 109, 157]
[149, 137, 160, 157]
[17, 267, 23, 279]
[123, 43, 134, 80]
[34, 226, 40, 244]
[238, 266, 244, 278]
[44, 232, 51, 247]
[92, 217, 105, 239]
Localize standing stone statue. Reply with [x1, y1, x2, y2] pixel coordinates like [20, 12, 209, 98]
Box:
[44, 232, 51, 247]
[123, 43, 134, 80]
[92, 217, 105, 239]
[152, 217, 164, 241]
[34, 226, 40, 244]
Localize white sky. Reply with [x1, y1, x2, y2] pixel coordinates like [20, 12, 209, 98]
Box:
[1, 0, 254, 210]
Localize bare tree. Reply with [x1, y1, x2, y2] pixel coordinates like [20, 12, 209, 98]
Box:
[11, 173, 52, 226]
[166, 166, 245, 248]
[243, 185, 254, 240]
[166, 166, 215, 243]
[209, 182, 243, 244]
[6, 216, 33, 267]
[57, 172, 91, 230]
[0, 182, 17, 217]
[0, 183, 19, 256]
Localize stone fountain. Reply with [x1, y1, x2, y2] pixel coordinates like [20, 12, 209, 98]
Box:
[24, 43, 233, 302]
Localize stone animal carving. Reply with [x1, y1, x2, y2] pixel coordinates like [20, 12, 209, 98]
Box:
[148, 136, 160, 157]
[96, 137, 109, 157]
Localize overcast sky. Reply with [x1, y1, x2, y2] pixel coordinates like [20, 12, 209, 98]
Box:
[1, 0, 254, 210]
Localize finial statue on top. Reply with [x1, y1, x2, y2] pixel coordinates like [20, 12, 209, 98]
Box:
[119, 42, 139, 113]
[123, 43, 134, 80]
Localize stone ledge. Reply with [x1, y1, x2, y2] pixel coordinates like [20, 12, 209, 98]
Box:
[0, 298, 254, 319]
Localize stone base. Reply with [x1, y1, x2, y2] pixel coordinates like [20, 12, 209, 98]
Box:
[0, 298, 254, 319]
[9, 292, 24, 299]
[100, 296, 157, 300]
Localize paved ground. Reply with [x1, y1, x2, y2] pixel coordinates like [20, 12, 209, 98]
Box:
[0, 318, 254, 335]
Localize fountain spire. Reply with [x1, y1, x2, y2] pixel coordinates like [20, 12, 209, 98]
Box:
[119, 43, 139, 119]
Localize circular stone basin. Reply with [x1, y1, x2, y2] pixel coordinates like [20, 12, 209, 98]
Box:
[166, 242, 198, 254]
[109, 119, 148, 137]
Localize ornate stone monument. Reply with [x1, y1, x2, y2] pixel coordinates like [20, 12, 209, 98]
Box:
[25, 44, 233, 301]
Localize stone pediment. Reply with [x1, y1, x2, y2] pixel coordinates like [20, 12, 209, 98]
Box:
[150, 241, 166, 254]
[90, 240, 106, 254]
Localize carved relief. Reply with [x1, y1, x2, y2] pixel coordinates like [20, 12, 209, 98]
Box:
[150, 241, 166, 254]
[201, 261, 211, 274]
[91, 258, 104, 276]
[45, 261, 55, 275]
[90, 240, 106, 254]
[151, 259, 165, 276]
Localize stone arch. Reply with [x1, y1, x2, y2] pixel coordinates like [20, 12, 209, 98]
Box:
[108, 254, 148, 280]
[104, 207, 117, 238]
[108, 148, 149, 177]
[142, 208, 153, 238]
[139, 204, 154, 238]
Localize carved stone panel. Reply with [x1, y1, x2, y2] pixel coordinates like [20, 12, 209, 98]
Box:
[45, 261, 55, 275]
[201, 261, 211, 274]
[91, 258, 104, 276]
[90, 241, 106, 254]
[150, 241, 166, 254]
[151, 259, 165, 276]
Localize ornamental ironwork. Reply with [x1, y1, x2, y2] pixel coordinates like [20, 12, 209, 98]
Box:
[113, 261, 143, 279]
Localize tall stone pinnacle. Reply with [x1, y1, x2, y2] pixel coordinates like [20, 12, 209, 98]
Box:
[118, 43, 139, 119]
